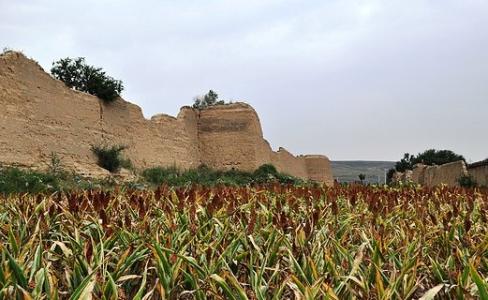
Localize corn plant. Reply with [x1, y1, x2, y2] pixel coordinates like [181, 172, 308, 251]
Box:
[0, 184, 486, 298]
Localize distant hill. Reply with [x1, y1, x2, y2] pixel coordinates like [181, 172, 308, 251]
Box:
[331, 161, 395, 184]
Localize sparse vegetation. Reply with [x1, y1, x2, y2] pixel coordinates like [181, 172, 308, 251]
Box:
[0, 167, 124, 195]
[0, 167, 59, 194]
[51, 57, 124, 102]
[1, 47, 14, 55]
[192, 90, 226, 109]
[91, 144, 128, 173]
[142, 163, 302, 186]
[386, 168, 396, 184]
[459, 174, 477, 188]
[47, 152, 62, 175]
[358, 173, 366, 183]
[0, 163, 301, 195]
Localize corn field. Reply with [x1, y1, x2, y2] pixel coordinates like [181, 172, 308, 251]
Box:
[0, 184, 487, 299]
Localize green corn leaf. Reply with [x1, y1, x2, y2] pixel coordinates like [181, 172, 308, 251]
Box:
[6, 251, 27, 288]
[103, 272, 118, 300]
[271, 278, 289, 300]
[211, 274, 237, 300]
[469, 263, 488, 299]
[226, 273, 250, 300]
[287, 250, 309, 285]
[32, 268, 46, 298]
[29, 244, 42, 283]
[132, 262, 149, 300]
[8, 228, 19, 256]
[68, 268, 98, 300]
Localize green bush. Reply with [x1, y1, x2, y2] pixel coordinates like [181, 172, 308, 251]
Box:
[0, 168, 59, 194]
[0, 167, 122, 194]
[51, 57, 124, 102]
[253, 164, 279, 183]
[91, 145, 128, 173]
[0, 163, 306, 194]
[142, 166, 180, 186]
[142, 164, 302, 187]
[192, 90, 225, 109]
[458, 175, 477, 188]
[386, 168, 396, 184]
[142, 165, 253, 187]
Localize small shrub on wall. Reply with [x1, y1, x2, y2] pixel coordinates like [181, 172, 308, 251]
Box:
[91, 145, 128, 173]
[192, 90, 225, 109]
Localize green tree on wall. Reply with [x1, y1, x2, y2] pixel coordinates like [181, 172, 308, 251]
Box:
[387, 149, 466, 183]
[193, 90, 225, 109]
[51, 57, 124, 103]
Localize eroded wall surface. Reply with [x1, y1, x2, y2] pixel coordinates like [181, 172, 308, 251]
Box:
[196, 104, 333, 182]
[394, 161, 469, 187]
[411, 164, 427, 185]
[469, 164, 488, 187]
[271, 148, 308, 179]
[304, 155, 334, 185]
[0, 52, 200, 176]
[197, 103, 264, 171]
[423, 161, 468, 187]
[0, 52, 333, 183]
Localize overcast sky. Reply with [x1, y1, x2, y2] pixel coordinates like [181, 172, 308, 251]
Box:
[1, 0, 487, 162]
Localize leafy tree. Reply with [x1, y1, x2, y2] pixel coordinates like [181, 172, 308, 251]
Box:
[358, 173, 366, 183]
[192, 90, 225, 109]
[393, 149, 465, 173]
[413, 149, 465, 166]
[388, 149, 465, 185]
[386, 168, 396, 184]
[395, 153, 415, 172]
[51, 57, 124, 102]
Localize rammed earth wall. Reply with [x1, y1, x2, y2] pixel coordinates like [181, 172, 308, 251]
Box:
[0, 52, 333, 184]
[393, 161, 471, 187]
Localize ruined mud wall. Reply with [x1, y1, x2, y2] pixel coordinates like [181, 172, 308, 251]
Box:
[271, 148, 308, 179]
[394, 161, 468, 187]
[411, 164, 427, 185]
[423, 161, 468, 187]
[304, 155, 334, 185]
[392, 170, 412, 183]
[0, 52, 333, 183]
[197, 103, 265, 171]
[0, 52, 200, 177]
[197, 104, 333, 182]
[469, 164, 488, 187]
